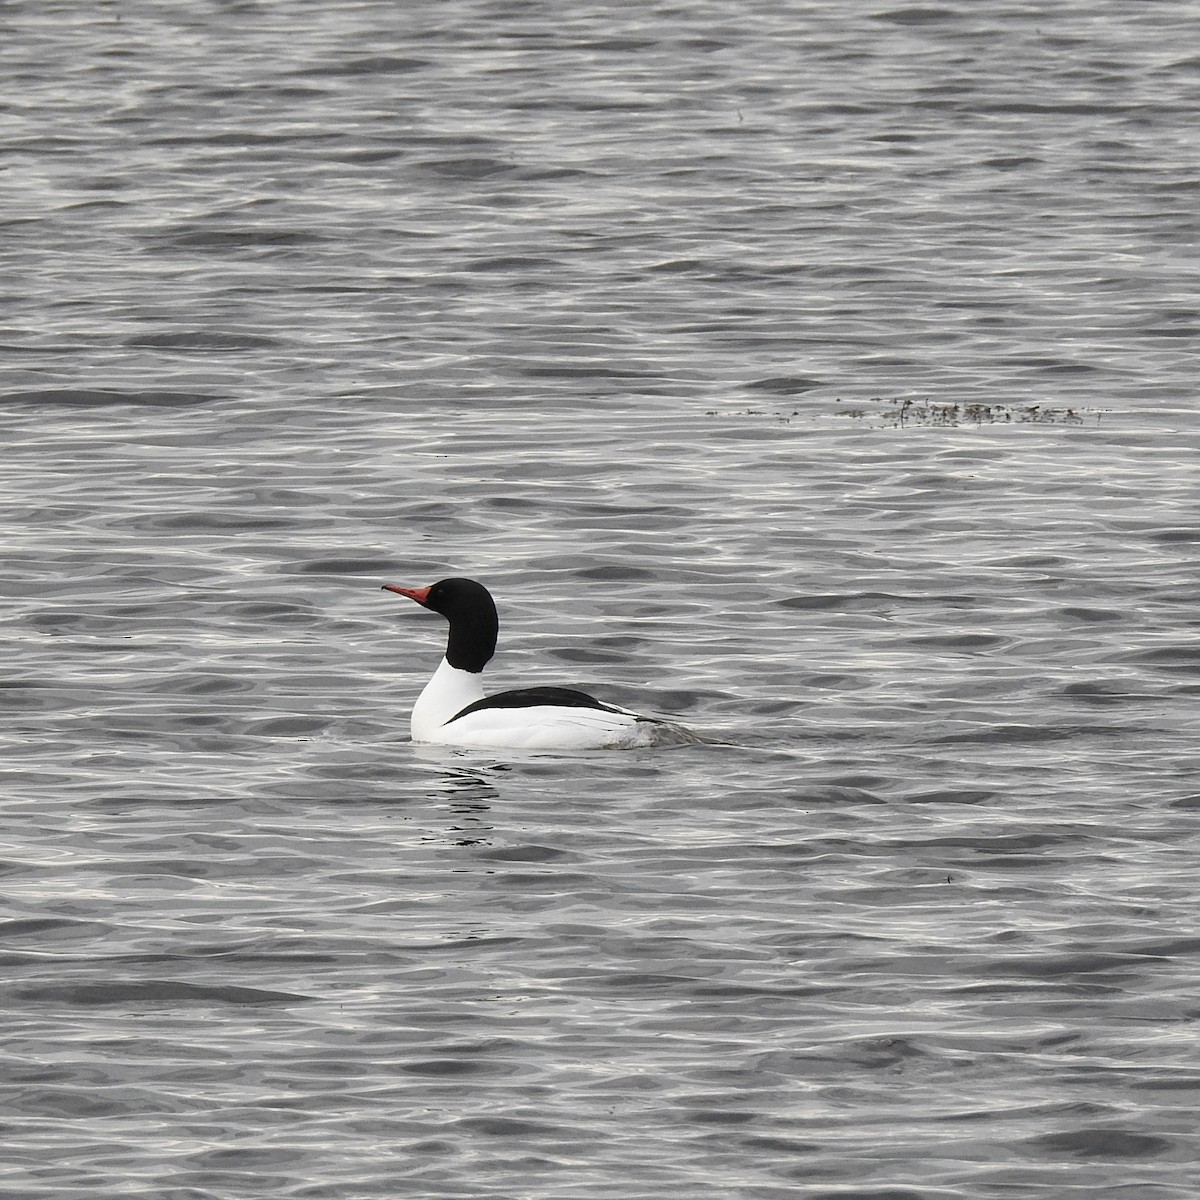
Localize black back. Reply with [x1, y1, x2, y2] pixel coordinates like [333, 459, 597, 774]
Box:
[446, 685, 620, 724]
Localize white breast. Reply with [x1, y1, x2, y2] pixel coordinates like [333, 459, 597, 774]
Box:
[408, 658, 484, 743]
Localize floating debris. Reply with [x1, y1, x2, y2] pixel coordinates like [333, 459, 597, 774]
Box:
[704, 397, 1098, 426]
[836, 396, 1093, 426]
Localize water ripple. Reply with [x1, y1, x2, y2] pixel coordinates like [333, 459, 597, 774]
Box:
[2, 1, 1198, 1197]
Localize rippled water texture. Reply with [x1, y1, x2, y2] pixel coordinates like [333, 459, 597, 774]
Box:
[3, 2, 1199, 1197]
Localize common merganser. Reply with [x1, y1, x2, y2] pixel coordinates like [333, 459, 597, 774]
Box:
[381, 577, 696, 750]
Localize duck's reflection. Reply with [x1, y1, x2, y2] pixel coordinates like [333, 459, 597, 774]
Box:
[414, 754, 511, 846]
[442, 768, 496, 844]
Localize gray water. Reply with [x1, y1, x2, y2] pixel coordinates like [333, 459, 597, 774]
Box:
[3, 2, 1199, 1197]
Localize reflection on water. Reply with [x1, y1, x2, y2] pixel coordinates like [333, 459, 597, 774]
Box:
[435, 765, 499, 847]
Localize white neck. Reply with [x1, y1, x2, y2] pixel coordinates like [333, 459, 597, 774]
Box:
[410, 656, 485, 742]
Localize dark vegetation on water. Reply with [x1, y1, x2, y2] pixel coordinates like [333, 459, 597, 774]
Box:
[708, 397, 1094, 426]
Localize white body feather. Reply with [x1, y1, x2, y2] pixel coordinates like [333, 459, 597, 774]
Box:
[410, 658, 685, 750]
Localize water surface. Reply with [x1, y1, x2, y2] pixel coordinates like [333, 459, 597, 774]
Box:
[3, 2, 1198, 1197]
